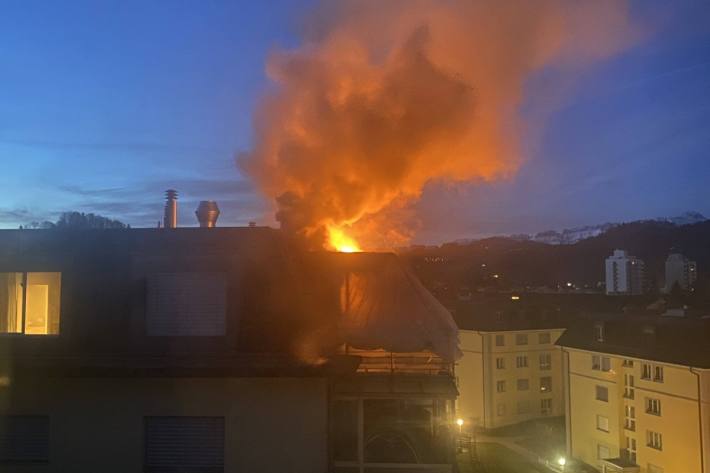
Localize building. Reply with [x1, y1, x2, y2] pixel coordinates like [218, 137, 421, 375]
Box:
[558, 315, 710, 473]
[0, 227, 460, 473]
[664, 252, 697, 292]
[605, 250, 645, 295]
[454, 296, 566, 430]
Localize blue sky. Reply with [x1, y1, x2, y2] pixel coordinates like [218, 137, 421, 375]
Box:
[1, 1, 709, 242]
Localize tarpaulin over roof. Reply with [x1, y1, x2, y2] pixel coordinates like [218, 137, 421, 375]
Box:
[320, 253, 461, 361]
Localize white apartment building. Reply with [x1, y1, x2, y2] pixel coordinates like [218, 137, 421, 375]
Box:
[605, 250, 645, 295]
[664, 252, 697, 292]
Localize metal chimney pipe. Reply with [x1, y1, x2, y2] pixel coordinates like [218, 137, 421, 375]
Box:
[164, 189, 178, 229]
[195, 201, 220, 228]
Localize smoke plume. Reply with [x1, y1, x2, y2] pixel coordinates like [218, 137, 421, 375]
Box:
[239, 0, 640, 249]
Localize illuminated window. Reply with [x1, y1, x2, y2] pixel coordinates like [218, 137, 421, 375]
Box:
[539, 377, 552, 393]
[0, 272, 61, 335]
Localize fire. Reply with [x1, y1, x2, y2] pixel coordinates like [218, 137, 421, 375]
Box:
[327, 224, 361, 253]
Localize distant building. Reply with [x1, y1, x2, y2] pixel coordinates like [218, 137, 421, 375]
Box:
[664, 252, 697, 292]
[558, 316, 710, 473]
[455, 298, 565, 429]
[605, 250, 645, 295]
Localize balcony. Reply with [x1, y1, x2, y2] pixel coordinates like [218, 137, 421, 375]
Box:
[343, 347, 454, 376]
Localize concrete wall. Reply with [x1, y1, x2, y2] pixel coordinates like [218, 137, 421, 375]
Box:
[0, 377, 328, 473]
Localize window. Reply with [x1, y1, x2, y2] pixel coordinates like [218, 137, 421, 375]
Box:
[595, 385, 608, 402]
[539, 353, 552, 370]
[516, 400, 530, 414]
[646, 398, 661, 416]
[597, 444, 611, 460]
[516, 355, 528, 368]
[496, 357, 505, 369]
[146, 272, 227, 336]
[622, 359, 634, 368]
[624, 405, 636, 431]
[497, 403, 506, 416]
[539, 377, 552, 393]
[594, 323, 604, 342]
[601, 357, 611, 371]
[515, 334, 528, 345]
[596, 415, 609, 432]
[540, 398, 552, 415]
[625, 436, 637, 463]
[517, 379, 529, 391]
[0, 416, 50, 463]
[646, 430, 663, 450]
[624, 374, 635, 399]
[0, 272, 61, 335]
[538, 332, 551, 344]
[642, 363, 664, 383]
[496, 381, 506, 393]
[495, 334, 505, 346]
[653, 366, 664, 383]
[145, 417, 225, 472]
[592, 355, 610, 371]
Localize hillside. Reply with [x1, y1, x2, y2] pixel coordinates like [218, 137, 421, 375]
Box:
[403, 220, 710, 299]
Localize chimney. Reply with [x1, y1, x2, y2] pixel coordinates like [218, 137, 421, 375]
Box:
[164, 189, 178, 229]
[195, 201, 220, 228]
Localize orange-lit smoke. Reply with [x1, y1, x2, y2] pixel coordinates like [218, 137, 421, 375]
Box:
[239, 0, 639, 250]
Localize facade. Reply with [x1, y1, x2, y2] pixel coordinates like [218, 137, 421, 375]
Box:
[454, 297, 566, 430]
[558, 317, 710, 473]
[664, 252, 697, 292]
[0, 228, 458, 473]
[605, 250, 645, 295]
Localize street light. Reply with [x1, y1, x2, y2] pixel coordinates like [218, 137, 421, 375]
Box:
[456, 418, 464, 433]
[557, 456, 566, 471]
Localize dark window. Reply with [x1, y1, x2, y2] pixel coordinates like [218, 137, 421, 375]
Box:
[596, 385, 609, 402]
[144, 416, 224, 472]
[0, 416, 50, 463]
[332, 400, 358, 461]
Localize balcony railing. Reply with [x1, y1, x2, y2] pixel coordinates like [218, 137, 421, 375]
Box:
[342, 347, 454, 376]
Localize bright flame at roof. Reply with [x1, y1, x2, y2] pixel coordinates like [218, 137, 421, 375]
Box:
[327, 225, 361, 253]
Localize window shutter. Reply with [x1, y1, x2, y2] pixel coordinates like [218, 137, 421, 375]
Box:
[145, 417, 224, 472]
[146, 273, 227, 336]
[0, 416, 50, 462]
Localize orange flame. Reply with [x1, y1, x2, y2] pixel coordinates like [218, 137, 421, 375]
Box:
[327, 224, 361, 253]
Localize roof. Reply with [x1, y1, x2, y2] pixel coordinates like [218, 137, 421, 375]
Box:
[0, 228, 460, 369]
[556, 314, 710, 368]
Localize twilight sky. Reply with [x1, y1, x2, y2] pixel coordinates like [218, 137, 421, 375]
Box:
[1, 0, 709, 243]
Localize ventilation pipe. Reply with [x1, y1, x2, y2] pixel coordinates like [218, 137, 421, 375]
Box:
[195, 201, 220, 228]
[164, 189, 178, 229]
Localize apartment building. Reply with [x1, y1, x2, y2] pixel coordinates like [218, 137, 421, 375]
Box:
[605, 250, 645, 295]
[664, 252, 698, 292]
[455, 297, 565, 429]
[558, 316, 710, 473]
[0, 227, 459, 473]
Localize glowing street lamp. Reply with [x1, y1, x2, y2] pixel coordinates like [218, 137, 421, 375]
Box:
[456, 418, 464, 433]
[557, 456, 566, 471]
